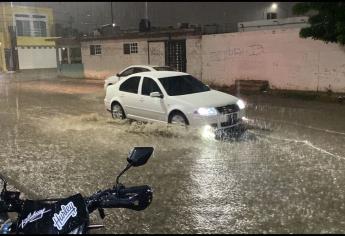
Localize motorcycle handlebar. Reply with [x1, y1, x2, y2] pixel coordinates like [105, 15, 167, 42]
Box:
[0, 201, 7, 213]
[0, 186, 153, 215]
[88, 185, 153, 212]
[0, 191, 23, 213]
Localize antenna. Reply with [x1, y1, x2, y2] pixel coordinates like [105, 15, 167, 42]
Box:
[145, 2, 148, 20]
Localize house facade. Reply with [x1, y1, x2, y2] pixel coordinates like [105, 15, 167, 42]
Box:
[79, 28, 202, 80]
[0, 3, 57, 72]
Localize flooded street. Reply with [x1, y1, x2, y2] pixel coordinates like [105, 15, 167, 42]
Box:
[1, 71, 345, 234]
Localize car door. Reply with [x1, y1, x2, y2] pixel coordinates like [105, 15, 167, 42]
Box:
[138, 77, 167, 122]
[118, 76, 141, 117]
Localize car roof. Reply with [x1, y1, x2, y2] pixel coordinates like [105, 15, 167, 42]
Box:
[125, 65, 163, 69]
[123, 65, 175, 70]
[131, 71, 188, 79]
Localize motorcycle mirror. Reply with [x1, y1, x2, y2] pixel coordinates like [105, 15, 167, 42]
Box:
[0, 175, 7, 195]
[127, 147, 154, 167]
[115, 147, 154, 191]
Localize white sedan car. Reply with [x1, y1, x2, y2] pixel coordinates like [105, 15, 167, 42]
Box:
[104, 71, 246, 131]
[104, 65, 174, 90]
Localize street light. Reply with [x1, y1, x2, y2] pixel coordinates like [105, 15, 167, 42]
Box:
[264, 2, 289, 19]
[110, 2, 115, 27]
[271, 3, 278, 11]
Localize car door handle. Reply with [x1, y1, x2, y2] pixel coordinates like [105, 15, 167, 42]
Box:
[139, 98, 144, 102]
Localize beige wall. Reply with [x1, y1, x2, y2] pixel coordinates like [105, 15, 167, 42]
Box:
[186, 37, 202, 79]
[202, 28, 345, 93]
[82, 39, 149, 79]
[81, 30, 345, 93]
[81, 37, 203, 80]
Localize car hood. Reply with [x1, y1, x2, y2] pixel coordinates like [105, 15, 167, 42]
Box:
[170, 90, 239, 108]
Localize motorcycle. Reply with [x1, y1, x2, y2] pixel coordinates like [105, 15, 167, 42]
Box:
[0, 147, 154, 234]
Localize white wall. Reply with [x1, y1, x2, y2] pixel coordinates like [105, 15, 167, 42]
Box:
[202, 28, 345, 93]
[18, 47, 57, 70]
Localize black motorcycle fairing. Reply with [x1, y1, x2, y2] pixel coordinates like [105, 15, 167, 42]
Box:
[16, 194, 88, 234]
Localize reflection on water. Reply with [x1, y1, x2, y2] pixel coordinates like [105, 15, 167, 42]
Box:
[1, 74, 345, 233]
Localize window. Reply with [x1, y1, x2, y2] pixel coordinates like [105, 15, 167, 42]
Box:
[159, 75, 210, 96]
[133, 67, 150, 73]
[33, 21, 47, 37]
[90, 45, 102, 55]
[120, 68, 135, 77]
[130, 43, 138, 53]
[141, 77, 162, 96]
[123, 44, 130, 54]
[119, 76, 141, 94]
[15, 14, 48, 37]
[32, 15, 46, 19]
[123, 43, 138, 54]
[15, 14, 30, 18]
[152, 66, 175, 71]
[119, 67, 149, 77]
[267, 12, 277, 19]
[16, 20, 31, 36]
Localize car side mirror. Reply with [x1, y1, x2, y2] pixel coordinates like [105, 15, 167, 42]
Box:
[127, 147, 154, 167]
[116, 73, 121, 77]
[150, 92, 164, 98]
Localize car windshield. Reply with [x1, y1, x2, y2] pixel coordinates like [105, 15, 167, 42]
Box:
[153, 66, 175, 71]
[158, 75, 210, 96]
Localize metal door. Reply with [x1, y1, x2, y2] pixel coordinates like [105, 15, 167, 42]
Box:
[165, 40, 186, 72]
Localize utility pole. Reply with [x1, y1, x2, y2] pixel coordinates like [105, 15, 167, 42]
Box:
[8, 1, 16, 72]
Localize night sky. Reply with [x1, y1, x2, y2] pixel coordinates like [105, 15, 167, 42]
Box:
[14, 2, 297, 33]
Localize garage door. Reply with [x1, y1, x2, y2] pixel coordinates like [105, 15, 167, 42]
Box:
[18, 46, 57, 70]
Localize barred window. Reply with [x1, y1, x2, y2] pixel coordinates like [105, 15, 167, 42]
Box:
[123, 43, 138, 54]
[90, 45, 102, 55]
[16, 20, 31, 36]
[15, 14, 47, 37]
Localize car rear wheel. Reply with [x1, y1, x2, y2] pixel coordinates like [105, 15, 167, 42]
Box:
[169, 112, 189, 126]
[111, 103, 126, 120]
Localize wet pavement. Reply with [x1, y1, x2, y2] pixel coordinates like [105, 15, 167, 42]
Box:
[1, 71, 345, 233]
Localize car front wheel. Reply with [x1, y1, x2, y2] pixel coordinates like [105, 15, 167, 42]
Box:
[111, 103, 126, 120]
[169, 112, 189, 126]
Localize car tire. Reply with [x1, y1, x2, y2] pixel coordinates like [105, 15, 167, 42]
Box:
[168, 111, 189, 126]
[111, 103, 126, 120]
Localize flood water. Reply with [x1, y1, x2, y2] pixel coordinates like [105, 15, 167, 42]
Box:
[1, 71, 345, 233]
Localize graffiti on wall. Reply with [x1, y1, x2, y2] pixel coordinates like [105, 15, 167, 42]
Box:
[207, 44, 264, 62]
[149, 47, 164, 57]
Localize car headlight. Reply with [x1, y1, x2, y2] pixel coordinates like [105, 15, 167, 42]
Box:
[236, 99, 246, 110]
[196, 107, 218, 116]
